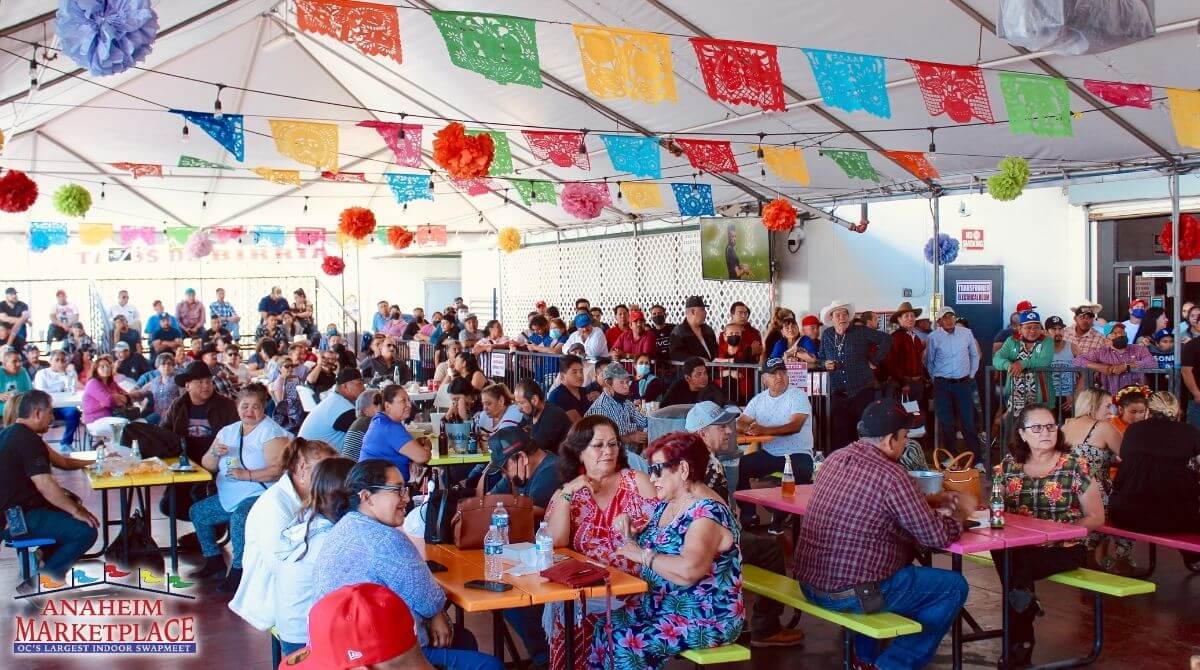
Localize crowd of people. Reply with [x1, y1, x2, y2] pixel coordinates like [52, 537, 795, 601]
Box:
[0, 287, 1197, 670]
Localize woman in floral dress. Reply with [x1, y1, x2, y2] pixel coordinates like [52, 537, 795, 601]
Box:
[545, 415, 657, 670]
[994, 404, 1104, 667]
[591, 432, 743, 670]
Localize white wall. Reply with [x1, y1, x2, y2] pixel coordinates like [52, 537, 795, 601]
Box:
[461, 246, 501, 321]
[777, 185, 1088, 319]
[352, 251, 461, 319]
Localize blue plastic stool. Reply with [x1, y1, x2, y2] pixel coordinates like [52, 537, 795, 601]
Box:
[5, 538, 56, 583]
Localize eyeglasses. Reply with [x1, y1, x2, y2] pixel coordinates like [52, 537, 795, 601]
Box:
[369, 484, 407, 494]
[648, 459, 683, 478]
[1021, 423, 1058, 434]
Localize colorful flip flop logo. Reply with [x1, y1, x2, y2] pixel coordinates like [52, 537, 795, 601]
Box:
[168, 575, 194, 589]
[104, 564, 131, 578]
[72, 569, 100, 584]
[39, 574, 64, 589]
[140, 569, 163, 584]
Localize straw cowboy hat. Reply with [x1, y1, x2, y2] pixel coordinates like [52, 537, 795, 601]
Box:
[1068, 300, 1103, 315]
[819, 300, 855, 325]
[889, 301, 923, 324]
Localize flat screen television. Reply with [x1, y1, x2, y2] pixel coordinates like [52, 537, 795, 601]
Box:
[699, 217, 771, 283]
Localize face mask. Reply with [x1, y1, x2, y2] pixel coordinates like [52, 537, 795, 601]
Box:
[726, 335, 742, 346]
[612, 392, 629, 403]
[1131, 308, 1146, 319]
[651, 315, 666, 326]
[635, 363, 651, 376]
[549, 328, 562, 340]
[1112, 336, 1129, 349]
[326, 328, 337, 336]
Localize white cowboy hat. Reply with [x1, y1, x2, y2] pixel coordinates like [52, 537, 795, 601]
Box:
[1068, 300, 1103, 315]
[819, 300, 855, 325]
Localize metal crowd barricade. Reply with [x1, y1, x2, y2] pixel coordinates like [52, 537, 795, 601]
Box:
[399, 340, 437, 383]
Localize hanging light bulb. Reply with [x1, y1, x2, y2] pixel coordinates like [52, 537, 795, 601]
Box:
[28, 56, 38, 92]
[100, 182, 106, 200]
[303, 196, 309, 214]
[202, 191, 208, 209]
[756, 133, 765, 159]
[182, 119, 190, 143]
[926, 127, 937, 162]
[403, 202, 408, 213]
[616, 182, 623, 200]
[213, 84, 225, 120]
[428, 169, 435, 191]
[578, 129, 588, 155]
[503, 189, 509, 205]
[399, 113, 407, 140]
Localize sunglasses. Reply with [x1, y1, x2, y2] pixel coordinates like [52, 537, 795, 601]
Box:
[1021, 423, 1058, 434]
[647, 458, 683, 478]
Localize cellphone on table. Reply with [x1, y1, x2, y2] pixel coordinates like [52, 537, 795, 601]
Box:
[962, 519, 981, 530]
[464, 579, 513, 592]
[426, 560, 447, 573]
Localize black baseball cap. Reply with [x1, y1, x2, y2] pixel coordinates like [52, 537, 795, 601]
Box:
[4, 287, 15, 295]
[858, 399, 916, 438]
[761, 357, 786, 374]
[335, 367, 363, 385]
[685, 296, 707, 309]
[1044, 316, 1066, 329]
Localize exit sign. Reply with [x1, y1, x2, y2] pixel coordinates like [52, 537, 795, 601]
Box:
[961, 229, 984, 250]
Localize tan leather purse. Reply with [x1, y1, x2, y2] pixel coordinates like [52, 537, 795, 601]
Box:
[933, 449, 982, 501]
[452, 492, 536, 550]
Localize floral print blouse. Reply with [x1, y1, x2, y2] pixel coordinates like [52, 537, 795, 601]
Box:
[998, 452, 1092, 530]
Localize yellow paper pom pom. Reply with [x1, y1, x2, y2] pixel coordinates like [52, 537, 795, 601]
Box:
[497, 227, 521, 253]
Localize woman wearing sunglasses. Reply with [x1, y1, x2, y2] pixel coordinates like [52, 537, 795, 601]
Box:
[590, 431, 742, 670]
[312, 460, 501, 670]
[992, 404, 1104, 667]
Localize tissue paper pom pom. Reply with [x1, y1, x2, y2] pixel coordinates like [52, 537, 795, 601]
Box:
[53, 183, 92, 217]
[0, 170, 38, 213]
[924, 233, 960, 265]
[388, 226, 415, 250]
[762, 198, 798, 232]
[433, 122, 494, 180]
[322, 255, 346, 276]
[497, 227, 521, 253]
[185, 230, 213, 259]
[1159, 213, 1200, 261]
[987, 156, 1030, 202]
[57, 0, 159, 77]
[560, 183, 610, 220]
[338, 206, 376, 240]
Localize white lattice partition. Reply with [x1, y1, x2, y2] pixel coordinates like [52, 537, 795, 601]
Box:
[500, 226, 773, 330]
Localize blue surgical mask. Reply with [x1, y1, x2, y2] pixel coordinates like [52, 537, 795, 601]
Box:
[635, 363, 650, 376]
[1131, 308, 1146, 319]
[549, 328, 562, 340]
[326, 328, 337, 336]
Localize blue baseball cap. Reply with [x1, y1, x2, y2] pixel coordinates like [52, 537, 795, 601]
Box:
[685, 401, 741, 432]
[1018, 310, 1042, 325]
[573, 313, 591, 329]
[1152, 328, 1174, 342]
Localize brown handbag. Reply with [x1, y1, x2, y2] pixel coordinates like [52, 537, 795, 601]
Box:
[933, 448, 982, 501]
[452, 492, 536, 549]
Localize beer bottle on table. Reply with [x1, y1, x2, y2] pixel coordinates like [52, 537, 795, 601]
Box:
[781, 456, 796, 498]
[989, 465, 1005, 529]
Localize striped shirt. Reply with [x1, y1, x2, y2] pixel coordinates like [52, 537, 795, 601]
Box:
[1064, 327, 1107, 357]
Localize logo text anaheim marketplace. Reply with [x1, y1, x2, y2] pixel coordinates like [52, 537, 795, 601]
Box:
[13, 597, 196, 655]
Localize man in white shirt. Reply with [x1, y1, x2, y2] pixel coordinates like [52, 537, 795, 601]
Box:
[563, 312, 609, 359]
[735, 356, 814, 533]
[32, 350, 81, 450]
[47, 290, 79, 343]
[298, 368, 365, 452]
[108, 290, 140, 333]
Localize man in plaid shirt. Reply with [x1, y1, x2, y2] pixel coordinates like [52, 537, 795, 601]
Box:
[795, 400, 976, 669]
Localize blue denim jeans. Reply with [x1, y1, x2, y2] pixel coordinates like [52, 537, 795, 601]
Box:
[932, 379, 983, 465]
[422, 628, 504, 670]
[3, 507, 98, 581]
[53, 407, 82, 448]
[1187, 402, 1200, 429]
[503, 605, 548, 665]
[190, 494, 257, 568]
[801, 566, 967, 670]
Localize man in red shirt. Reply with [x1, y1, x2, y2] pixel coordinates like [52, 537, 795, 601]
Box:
[883, 301, 928, 417]
[606, 304, 631, 349]
[795, 400, 975, 669]
[611, 310, 656, 359]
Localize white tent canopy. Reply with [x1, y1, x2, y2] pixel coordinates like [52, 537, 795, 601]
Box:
[1, 0, 1197, 236]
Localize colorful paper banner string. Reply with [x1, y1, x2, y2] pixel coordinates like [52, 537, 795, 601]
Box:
[431, 11, 542, 88]
[374, 226, 391, 246]
[178, 155, 231, 169]
[321, 171, 366, 182]
[573, 24, 675, 104]
[337, 231, 368, 247]
[357, 121, 423, 168]
[882, 150, 939, 180]
[78, 222, 113, 245]
[620, 182, 663, 210]
[469, 130, 513, 175]
[453, 178, 494, 196]
[521, 130, 589, 170]
[1167, 88, 1200, 149]
[1083, 80, 1152, 110]
[295, 0, 402, 64]
[170, 110, 244, 161]
[269, 119, 340, 171]
[600, 134, 661, 178]
[507, 179, 557, 205]
[164, 227, 193, 246]
[119, 226, 157, 245]
[998, 72, 1072, 138]
[212, 226, 245, 242]
[251, 225, 286, 247]
[385, 173, 434, 203]
[690, 38, 786, 112]
[253, 167, 302, 186]
[756, 145, 809, 185]
[110, 162, 162, 179]
[820, 149, 880, 182]
[675, 139, 739, 174]
[295, 227, 327, 247]
[416, 225, 448, 246]
[803, 49, 891, 118]
[30, 222, 68, 252]
[670, 183, 715, 216]
[906, 60, 994, 124]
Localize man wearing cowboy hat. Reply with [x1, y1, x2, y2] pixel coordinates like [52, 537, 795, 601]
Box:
[1067, 301, 1107, 353]
[161, 361, 238, 521]
[816, 299, 891, 451]
[883, 301, 928, 411]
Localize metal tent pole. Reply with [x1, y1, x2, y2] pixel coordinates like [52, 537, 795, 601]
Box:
[1171, 171, 1182, 377]
[932, 191, 943, 314]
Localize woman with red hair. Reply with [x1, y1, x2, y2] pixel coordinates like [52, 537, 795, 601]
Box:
[588, 431, 744, 670]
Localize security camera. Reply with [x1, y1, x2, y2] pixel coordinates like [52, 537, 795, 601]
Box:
[787, 222, 806, 254]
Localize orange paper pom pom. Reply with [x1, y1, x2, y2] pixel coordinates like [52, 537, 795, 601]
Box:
[433, 122, 494, 180]
[763, 198, 797, 232]
[388, 226, 415, 250]
[338, 206, 376, 240]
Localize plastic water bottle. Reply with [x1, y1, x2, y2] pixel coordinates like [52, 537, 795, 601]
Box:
[468, 435, 478, 455]
[93, 440, 107, 475]
[492, 502, 510, 544]
[130, 440, 141, 462]
[535, 522, 553, 569]
[484, 525, 504, 580]
[812, 451, 825, 481]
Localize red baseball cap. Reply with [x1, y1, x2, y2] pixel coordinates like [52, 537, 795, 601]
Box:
[279, 584, 418, 670]
[535, 300, 547, 308]
[629, 310, 645, 322]
[801, 315, 820, 328]
[1128, 298, 1147, 309]
[1015, 300, 1036, 313]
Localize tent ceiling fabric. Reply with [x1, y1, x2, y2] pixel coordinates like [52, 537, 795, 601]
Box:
[0, 0, 1197, 233]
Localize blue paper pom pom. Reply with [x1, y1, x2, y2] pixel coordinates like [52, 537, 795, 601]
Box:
[57, 0, 159, 77]
[924, 233, 960, 265]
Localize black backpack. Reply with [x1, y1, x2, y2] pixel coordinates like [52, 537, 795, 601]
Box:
[105, 491, 164, 571]
[423, 484, 467, 545]
[119, 422, 182, 459]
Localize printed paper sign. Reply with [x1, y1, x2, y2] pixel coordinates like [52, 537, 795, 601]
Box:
[488, 352, 506, 378]
[961, 229, 984, 250]
[955, 280, 992, 304]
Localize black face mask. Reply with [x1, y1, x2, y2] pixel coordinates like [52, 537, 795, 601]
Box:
[726, 335, 741, 346]
[651, 315, 666, 326]
[511, 474, 527, 489]
[1112, 336, 1129, 349]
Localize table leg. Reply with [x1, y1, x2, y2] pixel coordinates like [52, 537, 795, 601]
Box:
[492, 611, 504, 661]
[1000, 548, 1011, 670]
[952, 553, 963, 670]
[100, 489, 109, 549]
[120, 488, 130, 563]
[565, 598, 576, 670]
[454, 604, 465, 636]
[169, 484, 178, 574]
